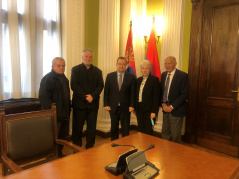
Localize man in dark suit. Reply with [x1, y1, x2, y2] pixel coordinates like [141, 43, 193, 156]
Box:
[161, 56, 189, 143]
[135, 60, 160, 135]
[104, 57, 136, 140]
[71, 49, 104, 149]
[39, 57, 70, 157]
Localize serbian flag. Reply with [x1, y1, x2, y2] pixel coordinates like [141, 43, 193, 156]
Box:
[125, 22, 136, 76]
[146, 27, 161, 81]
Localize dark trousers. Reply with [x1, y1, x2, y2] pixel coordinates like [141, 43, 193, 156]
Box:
[57, 120, 69, 156]
[110, 106, 130, 141]
[72, 109, 98, 149]
[136, 111, 153, 135]
[161, 112, 183, 143]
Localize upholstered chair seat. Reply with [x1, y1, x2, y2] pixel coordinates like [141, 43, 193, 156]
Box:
[0, 104, 82, 176]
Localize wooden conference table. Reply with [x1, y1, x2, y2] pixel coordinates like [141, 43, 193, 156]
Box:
[4, 132, 239, 178]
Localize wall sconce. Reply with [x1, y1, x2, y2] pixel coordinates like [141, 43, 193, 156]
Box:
[144, 35, 161, 43]
[144, 15, 161, 43]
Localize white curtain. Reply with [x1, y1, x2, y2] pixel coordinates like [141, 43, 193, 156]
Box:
[61, 0, 85, 78]
[161, 0, 185, 71]
[0, 0, 61, 101]
[131, 0, 146, 78]
[119, 0, 131, 57]
[97, 0, 120, 132]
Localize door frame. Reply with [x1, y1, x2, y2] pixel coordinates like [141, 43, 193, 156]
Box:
[184, 0, 204, 143]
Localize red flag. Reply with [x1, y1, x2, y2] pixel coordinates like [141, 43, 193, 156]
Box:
[146, 27, 161, 81]
[125, 21, 136, 76]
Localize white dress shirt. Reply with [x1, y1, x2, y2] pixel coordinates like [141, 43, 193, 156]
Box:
[138, 76, 148, 102]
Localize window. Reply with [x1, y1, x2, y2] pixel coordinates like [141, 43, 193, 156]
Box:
[43, 0, 60, 75]
[2, 2, 12, 97]
[0, 0, 61, 100]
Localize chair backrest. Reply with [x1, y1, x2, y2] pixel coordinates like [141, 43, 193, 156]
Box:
[0, 104, 58, 162]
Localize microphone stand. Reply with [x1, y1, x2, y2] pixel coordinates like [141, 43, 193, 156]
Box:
[111, 143, 136, 148]
[105, 143, 138, 176]
[123, 144, 159, 179]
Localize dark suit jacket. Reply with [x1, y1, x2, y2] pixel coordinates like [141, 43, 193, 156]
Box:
[71, 63, 104, 110]
[136, 75, 160, 114]
[161, 69, 189, 117]
[104, 71, 136, 114]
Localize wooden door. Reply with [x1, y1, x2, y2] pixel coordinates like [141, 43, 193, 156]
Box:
[196, 0, 239, 157]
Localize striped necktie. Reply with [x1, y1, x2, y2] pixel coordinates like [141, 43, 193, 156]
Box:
[118, 74, 122, 90]
[163, 73, 171, 102]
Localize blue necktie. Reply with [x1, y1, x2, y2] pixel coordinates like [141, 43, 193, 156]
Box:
[163, 74, 171, 102]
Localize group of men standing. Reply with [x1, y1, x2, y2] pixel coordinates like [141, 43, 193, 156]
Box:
[39, 48, 188, 156]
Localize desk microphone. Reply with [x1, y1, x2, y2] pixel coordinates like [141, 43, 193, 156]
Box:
[125, 144, 155, 172]
[111, 143, 135, 148]
[144, 144, 155, 151]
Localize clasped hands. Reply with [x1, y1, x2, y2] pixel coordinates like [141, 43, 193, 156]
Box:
[86, 94, 93, 103]
[162, 103, 173, 112]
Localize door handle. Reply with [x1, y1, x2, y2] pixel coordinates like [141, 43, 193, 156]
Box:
[232, 88, 239, 101]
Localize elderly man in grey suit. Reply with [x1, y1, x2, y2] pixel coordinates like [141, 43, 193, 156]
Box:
[161, 56, 189, 143]
[104, 57, 136, 141]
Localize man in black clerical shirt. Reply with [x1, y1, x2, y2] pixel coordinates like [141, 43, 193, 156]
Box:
[39, 57, 71, 157]
[71, 49, 104, 149]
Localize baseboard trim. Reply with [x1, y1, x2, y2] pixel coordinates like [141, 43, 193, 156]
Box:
[95, 130, 110, 138]
[67, 125, 162, 140]
[95, 125, 162, 138]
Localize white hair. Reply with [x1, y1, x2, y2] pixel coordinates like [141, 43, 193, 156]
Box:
[165, 56, 177, 63]
[52, 57, 65, 66]
[82, 48, 94, 56]
[140, 60, 152, 69]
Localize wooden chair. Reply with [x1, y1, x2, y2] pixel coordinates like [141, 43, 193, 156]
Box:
[0, 104, 81, 176]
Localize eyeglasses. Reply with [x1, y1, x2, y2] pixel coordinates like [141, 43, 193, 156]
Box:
[117, 63, 127, 66]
